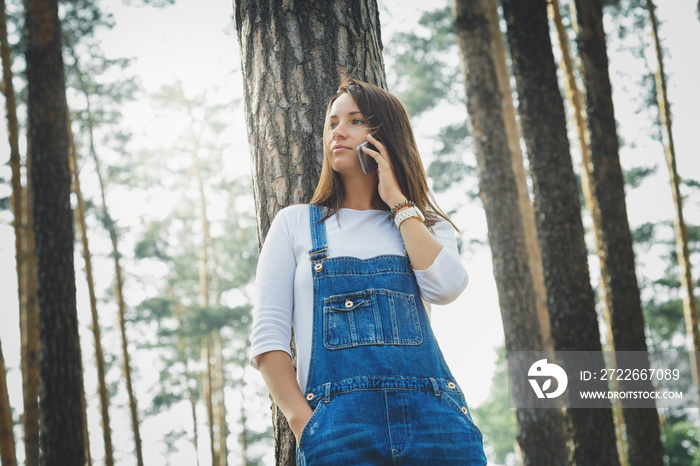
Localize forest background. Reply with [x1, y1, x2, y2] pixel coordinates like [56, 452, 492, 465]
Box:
[0, 0, 698, 465]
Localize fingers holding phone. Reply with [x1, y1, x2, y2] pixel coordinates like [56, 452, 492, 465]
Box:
[359, 135, 406, 207]
[356, 141, 378, 174]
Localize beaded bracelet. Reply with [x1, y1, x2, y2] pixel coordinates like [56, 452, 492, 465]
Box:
[390, 200, 416, 218]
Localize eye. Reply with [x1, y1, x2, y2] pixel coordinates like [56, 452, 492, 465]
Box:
[353, 119, 365, 125]
[329, 122, 338, 129]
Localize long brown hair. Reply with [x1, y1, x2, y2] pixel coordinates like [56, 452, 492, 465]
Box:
[310, 79, 457, 230]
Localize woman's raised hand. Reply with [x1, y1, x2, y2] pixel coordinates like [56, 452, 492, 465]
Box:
[363, 134, 407, 208]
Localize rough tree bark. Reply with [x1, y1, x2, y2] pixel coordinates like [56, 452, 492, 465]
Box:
[548, 2, 632, 461]
[233, 1, 386, 464]
[499, 0, 620, 464]
[566, 1, 665, 464]
[485, 0, 551, 350]
[24, 0, 85, 463]
[452, 1, 569, 464]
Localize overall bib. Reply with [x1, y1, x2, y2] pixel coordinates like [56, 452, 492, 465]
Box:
[296, 205, 486, 465]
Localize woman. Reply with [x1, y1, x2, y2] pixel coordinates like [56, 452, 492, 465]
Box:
[250, 79, 486, 465]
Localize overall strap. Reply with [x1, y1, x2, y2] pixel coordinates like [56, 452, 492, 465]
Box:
[308, 205, 328, 269]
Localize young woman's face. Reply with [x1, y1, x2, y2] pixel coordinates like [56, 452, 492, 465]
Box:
[327, 93, 371, 173]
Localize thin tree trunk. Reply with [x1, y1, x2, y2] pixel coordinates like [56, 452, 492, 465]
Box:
[556, 1, 665, 464]
[204, 343, 217, 466]
[0, 338, 17, 466]
[238, 379, 249, 466]
[214, 333, 227, 466]
[170, 287, 201, 465]
[67, 43, 144, 465]
[499, 0, 620, 464]
[190, 390, 201, 466]
[79, 360, 92, 466]
[1, 0, 23, 460]
[2, 0, 39, 462]
[452, 1, 569, 464]
[485, 0, 551, 351]
[25, 0, 85, 463]
[84, 113, 144, 466]
[68, 119, 115, 466]
[549, 3, 629, 461]
[234, 2, 386, 463]
[189, 122, 228, 466]
[647, 0, 700, 405]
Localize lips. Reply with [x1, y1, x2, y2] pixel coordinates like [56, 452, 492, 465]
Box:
[332, 145, 351, 153]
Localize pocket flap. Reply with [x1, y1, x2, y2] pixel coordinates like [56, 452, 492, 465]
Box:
[327, 293, 365, 311]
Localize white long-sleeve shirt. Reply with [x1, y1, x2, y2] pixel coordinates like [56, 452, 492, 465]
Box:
[249, 204, 468, 392]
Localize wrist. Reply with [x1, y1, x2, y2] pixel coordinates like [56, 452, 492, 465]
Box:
[388, 196, 409, 211]
[289, 405, 313, 438]
[390, 199, 413, 218]
[394, 205, 425, 229]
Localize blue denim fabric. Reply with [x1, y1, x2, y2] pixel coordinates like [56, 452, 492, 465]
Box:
[298, 205, 487, 465]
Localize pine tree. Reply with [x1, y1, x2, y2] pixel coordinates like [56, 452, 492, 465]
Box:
[233, 1, 386, 463]
[500, 0, 620, 463]
[452, 0, 569, 463]
[24, 0, 85, 463]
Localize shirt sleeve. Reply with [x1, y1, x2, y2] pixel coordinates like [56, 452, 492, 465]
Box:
[249, 208, 297, 369]
[413, 220, 469, 305]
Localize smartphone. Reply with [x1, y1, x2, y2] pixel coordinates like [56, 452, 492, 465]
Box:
[356, 141, 378, 174]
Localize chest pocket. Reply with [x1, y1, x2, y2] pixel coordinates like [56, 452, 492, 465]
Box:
[323, 289, 423, 350]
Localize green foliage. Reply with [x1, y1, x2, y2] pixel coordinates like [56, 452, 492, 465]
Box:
[388, 5, 461, 117]
[426, 123, 475, 195]
[661, 411, 700, 466]
[624, 164, 658, 189]
[472, 346, 517, 464]
[632, 222, 656, 244]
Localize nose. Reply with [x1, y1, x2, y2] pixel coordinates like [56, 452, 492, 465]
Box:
[331, 124, 346, 140]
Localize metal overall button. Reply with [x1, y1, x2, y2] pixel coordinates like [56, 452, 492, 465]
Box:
[306, 393, 315, 401]
[314, 263, 323, 273]
[344, 299, 353, 309]
[448, 382, 456, 389]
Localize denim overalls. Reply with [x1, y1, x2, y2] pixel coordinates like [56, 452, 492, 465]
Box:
[296, 205, 487, 465]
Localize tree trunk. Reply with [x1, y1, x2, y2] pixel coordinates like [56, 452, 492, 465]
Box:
[204, 342, 217, 466]
[548, 2, 630, 461]
[24, 0, 85, 463]
[647, 0, 700, 407]
[87, 125, 144, 466]
[499, 0, 620, 464]
[79, 361, 92, 466]
[485, 0, 551, 351]
[233, 1, 386, 464]
[0, 338, 17, 466]
[213, 333, 227, 466]
[452, 1, 569, 464]
[564, 1, 665, 464]
[2, 0, 40, 462]
[20, 165, 40, 466]
[233, 0, 387, 243]
[68, 120, 115, 466]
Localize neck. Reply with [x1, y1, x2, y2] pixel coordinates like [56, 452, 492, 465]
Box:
[340, 172, 387, 211]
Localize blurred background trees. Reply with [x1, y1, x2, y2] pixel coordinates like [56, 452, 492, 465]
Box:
[0, 0, 697, 465]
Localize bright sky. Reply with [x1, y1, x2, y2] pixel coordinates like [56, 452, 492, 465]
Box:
[0, 0, 698, 465]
